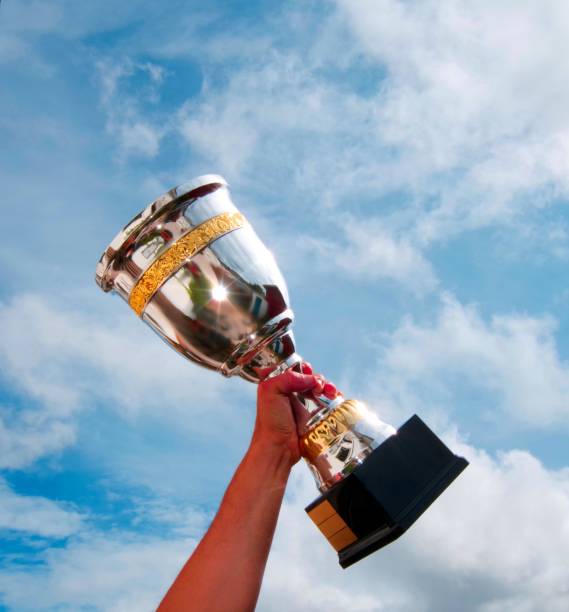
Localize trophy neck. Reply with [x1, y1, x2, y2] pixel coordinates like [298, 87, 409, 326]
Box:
[220, 312, 300, 383]
[299, 398, 397, 493]
[256, 352, 397, 494]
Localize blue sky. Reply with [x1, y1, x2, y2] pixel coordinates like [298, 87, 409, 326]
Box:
[1, 1, 569, 610]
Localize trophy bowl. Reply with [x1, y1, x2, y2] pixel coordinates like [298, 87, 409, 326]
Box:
[96, 175, 468, 567]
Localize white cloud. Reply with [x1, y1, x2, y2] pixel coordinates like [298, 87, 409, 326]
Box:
[117, 121, 161, 157]
[260, 439, 569, 612]
[0, 293, 228, 415]
[8, 0, 569, 255]
[0, 413, 75, 470]
[170, 0, 569, 274]
[2, 3, 569, 610]
[177, 51, 367, 177]
[0, 292, 566, 611]
[0, 477, 82, 538]
[0, 294, 233, 469]
[300, 215, 437, 294]
[376, 294, 569, 428]
[1, 438, 568, 611]
[129, 498, 211, 537]
[336, 0, 569, 243]
[0, 532, 192, 612]
[95, 58, 165, 160]
[0, 494, 210, 611]
[175, 49, 439, 294]
[0, 480, 211, 610]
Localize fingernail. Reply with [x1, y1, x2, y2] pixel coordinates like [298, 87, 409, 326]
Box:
[323, 382, 337, 398]
[301, 362, 313, 374]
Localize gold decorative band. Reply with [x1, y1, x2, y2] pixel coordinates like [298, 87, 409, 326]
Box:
[129, 211, 246, 316]
[300, 399, 363, 462]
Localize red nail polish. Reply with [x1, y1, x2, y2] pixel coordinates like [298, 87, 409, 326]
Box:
[323, 382, 337, 397]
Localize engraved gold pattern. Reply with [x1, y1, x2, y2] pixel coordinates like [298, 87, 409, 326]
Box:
[300, 399, 363, 462]
[129, 212, 246, 316]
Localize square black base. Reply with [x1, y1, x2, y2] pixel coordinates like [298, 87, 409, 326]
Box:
[305, 414, 468, 568]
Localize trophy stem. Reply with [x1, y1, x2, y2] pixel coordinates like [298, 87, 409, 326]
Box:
[265, 355, 396, 492]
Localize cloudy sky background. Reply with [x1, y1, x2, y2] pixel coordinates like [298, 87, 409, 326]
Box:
[1, 1, 569, 610]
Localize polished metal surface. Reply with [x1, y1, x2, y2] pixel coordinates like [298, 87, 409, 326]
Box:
[129, 212, 247, 315]
[95, 175, 395, 492]
[96, 177, 294, 381]
[300, 399, 396, 491]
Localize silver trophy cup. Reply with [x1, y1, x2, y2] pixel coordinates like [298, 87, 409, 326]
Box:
[96, 175, 467, 567]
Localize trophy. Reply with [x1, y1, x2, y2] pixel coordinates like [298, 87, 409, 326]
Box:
[95, 175, 467, 568]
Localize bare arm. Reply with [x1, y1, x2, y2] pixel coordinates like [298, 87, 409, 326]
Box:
[158, 366, 331, 612]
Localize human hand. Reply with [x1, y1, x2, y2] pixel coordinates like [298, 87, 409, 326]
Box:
[252, 363, 338, 466]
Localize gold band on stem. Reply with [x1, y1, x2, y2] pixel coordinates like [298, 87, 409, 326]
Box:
[129, 211, 246, 316]
[300, 400, 363, 462]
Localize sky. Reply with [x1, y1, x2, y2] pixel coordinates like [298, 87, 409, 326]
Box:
[1, 0, 569, 610]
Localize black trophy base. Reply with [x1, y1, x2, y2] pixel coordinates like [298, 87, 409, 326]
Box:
[305, 414, 468, 568]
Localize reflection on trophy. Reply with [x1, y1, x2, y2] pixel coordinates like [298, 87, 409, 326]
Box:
[95, 175, 467, 567]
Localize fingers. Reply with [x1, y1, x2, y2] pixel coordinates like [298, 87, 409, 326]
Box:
[322, 381, 338, 399]
[300, 362, 313, 374]
[258, 367, 340, 399]
[300, 363, 338, 397]
[259, 368, 320, 396]
[253, 365, 278, 379]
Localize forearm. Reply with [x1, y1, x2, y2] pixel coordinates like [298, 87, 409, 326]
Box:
[158, 440, 293, 612]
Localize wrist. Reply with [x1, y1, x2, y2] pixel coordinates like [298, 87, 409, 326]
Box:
[248, 435, 297, 478]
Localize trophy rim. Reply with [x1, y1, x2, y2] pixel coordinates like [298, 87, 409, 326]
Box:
[95, 174, 228, 292]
